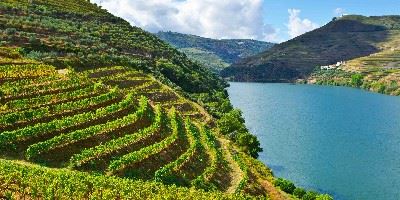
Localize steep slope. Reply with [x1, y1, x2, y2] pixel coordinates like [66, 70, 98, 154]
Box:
[221, 15, 400, 82]
[0, 0, 301, 199]
[306, 16, 400, 95]
[0, 48, 274, 199]
[156, 31, 274, 72]
[0, 0, 226, 94]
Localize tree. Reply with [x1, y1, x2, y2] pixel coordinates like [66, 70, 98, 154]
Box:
[302, 191, 319, 200]
[351, 74, 363, 87]
[293, 188, 306, 198]
[274, 178, 296, 194]
[217, 109, 245, 135]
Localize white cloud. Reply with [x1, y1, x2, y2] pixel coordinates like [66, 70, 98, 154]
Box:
[91, 0, 281, 42]
[287, 9, 319, 39]
[334, 8, 346, 17]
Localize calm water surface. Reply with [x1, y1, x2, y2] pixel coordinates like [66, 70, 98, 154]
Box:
[228, 83, 400, 200]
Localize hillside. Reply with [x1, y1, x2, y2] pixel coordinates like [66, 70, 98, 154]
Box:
[221, 15, 400, 82]
[0, 0, 333, 199]
[306, 16, 400, 95]
[156, 31, 274, 73]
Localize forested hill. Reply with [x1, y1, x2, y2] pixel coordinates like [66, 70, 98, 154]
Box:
[156, 31, 274, 72]
[221, 15, 400, 82]
[0, 0, 226, 94]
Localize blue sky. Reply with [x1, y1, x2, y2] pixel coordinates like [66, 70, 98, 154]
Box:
[93, 0, 400, 43]
[264, 0, 400, 40]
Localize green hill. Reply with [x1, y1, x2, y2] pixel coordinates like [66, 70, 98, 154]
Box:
[156, 31, 274, 73]
[221, 15, 400, 82]
[0, 0, 335, 199]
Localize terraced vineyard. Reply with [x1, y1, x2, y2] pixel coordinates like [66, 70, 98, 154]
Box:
[0, 0, 328, 199]
[0, 49, 296, 199]
[307, 22, 400, 96]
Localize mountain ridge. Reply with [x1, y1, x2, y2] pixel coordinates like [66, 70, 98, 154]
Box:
[156, 31, 274, 72]
[221, 15, 400, 82]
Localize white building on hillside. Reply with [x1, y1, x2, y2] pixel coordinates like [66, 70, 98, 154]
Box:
[320, 61, 346, 70]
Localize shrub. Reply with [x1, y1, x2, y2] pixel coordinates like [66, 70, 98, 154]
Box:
[302, 191, 318, 200]
[351, 74, 363, 87]
[293, 187, 307, 198]
[316, 194, 334, 200]
[217, 109, 245, 135]
[274, 178, 296, 194]
[5, 28, 17, 35]
[235, 132, 262, 158]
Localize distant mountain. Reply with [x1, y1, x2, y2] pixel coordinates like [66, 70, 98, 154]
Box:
[156, 31, 274, 72]
[221, 15, 400, 82]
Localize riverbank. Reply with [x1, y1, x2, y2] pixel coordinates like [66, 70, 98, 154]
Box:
[301, 69, 400, 96]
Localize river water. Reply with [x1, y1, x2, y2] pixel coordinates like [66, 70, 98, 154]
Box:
[228, 83, 400, 200]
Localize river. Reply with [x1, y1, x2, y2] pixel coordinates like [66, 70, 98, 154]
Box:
[228, 83, 400, 200]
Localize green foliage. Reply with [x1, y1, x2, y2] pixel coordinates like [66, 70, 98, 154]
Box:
[293, 187, 307, 198]
[5, 28, 17, 35]
[69, 105, 162, 169]
[351, 74, 364, 87]
[302, 191, 319, 200]
[218, 109, 262, 158]
[316, 194, 334, 200]
[273, 178, 296, 194]
[372, 82, 387, 93]
[108, 108, 183, 173]
[194, 90, 232, 118]
[155, 118, 200, 186]
[0, 93, 135, 149]
[156, 31, 274, 68]
[232, 152, 249, 194]
[25, 95, 149, 160]
[217, 109, 245, 135]
[0, 159, 245, 199]
[0, 1, 226, 95]
[191, 127, 222, 191]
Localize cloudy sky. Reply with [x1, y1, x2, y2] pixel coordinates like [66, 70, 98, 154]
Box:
[91, 0, 400, 43]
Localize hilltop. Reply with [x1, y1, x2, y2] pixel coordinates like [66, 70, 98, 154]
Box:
[221, 15, 400, 82]
[156, 31, 274, 73]
[0, 0, 334, 199]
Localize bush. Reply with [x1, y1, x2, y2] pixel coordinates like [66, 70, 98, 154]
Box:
[274, 178, 296, 194]
[217, 109, 262, 158]
[302, 191, 318, 200]
[316, 194, 334, 200]
[351, 74, 363, 87]
[5, 28, 17, 35]
[217, 109, 245, 135]
[235, 132, 262, 158]
[293, 188, 307, 198]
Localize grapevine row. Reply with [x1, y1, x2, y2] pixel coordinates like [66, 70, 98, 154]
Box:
[25, 96, 150, 160]
[191, 127, 223, 191]
[68, 105, 163, 168]
[232, 151, 249, 194]
[0, 74, 91, 97]
[0, 159, 244, 200]
[1, 84, 103, 113]
[0, 93, 135, 148]
[154, 118, 200, 183]
[108, 109, 183, 174]
[0, 64, 56, 79]
[0, 89, 118, 126]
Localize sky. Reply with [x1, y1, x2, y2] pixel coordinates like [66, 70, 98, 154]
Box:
[91, 0, 400, 43]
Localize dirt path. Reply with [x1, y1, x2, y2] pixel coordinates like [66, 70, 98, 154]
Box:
[218, 138, 243, 194]
[258, 178, 292, 200]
